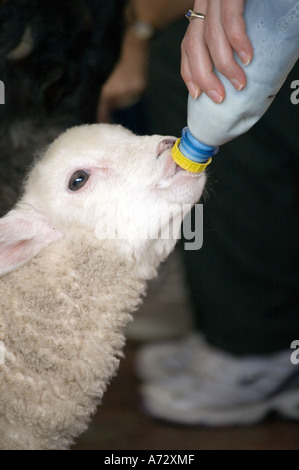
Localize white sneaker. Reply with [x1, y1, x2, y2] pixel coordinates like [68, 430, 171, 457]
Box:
[137, 335, 299, 425]
[135, 334, 206, 382]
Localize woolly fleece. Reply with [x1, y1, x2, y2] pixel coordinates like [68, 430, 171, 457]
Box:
[0, 124, 206, 449]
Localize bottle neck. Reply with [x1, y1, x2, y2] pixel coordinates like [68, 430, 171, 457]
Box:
[178, 127, 219, 163]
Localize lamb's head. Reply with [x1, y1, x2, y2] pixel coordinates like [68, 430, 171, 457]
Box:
[0, 124, 206, 277]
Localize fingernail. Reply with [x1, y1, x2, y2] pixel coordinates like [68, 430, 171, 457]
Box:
[231, 78, 244, 91]
[239, 51, 251, 66]
[187, 82, 199, 99]
[207, 89, 223, 103]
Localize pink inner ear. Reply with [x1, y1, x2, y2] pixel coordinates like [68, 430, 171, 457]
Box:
[1, 239, 30, 266]
[0, 208, 62, 276]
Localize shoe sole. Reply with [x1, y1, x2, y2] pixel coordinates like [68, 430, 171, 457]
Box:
[141, 387, 299, 426]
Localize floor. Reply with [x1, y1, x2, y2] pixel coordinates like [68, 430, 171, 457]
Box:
[72, 250, 299, 451]
[73, 342, 299, 451]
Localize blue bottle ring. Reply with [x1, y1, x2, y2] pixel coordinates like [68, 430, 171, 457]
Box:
[178, 127, 219, 163]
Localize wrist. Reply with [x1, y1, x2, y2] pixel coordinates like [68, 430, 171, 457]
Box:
[126, 1, 156, 40]
[128, 20, 155, 40]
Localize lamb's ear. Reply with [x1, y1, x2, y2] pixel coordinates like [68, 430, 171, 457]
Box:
[0, 206, 61, 276]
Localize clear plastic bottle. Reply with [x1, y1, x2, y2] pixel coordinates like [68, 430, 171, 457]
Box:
[172, 0, 299, 173]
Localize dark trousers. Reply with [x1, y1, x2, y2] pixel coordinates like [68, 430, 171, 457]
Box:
[145, 20, 299, 355]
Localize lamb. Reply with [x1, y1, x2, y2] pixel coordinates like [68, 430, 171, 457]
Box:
[0, 123, 206, 450]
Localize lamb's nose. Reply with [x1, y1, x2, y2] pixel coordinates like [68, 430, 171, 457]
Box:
[157, 138, 176, 156]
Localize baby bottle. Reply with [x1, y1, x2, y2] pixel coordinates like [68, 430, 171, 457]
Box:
[172, 0, 299, 173]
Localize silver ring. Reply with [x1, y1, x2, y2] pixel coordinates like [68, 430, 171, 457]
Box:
[185, 10, 206, 21]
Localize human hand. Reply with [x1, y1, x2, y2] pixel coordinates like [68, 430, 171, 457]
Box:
[97, 30, 148, 123]
[181, 0, 253, 103]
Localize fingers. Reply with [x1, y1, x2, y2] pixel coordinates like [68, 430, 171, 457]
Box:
[181, 0, 207, 99]
[220, 0, 253, 67]
[181, 18, 225, 103]
[181, 0, 253, 103]
[204, 0, 247, 93]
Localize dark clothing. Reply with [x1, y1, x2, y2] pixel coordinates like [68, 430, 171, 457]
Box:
[145, 20, 299, 355]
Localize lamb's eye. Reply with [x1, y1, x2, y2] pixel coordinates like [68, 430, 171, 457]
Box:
[68, 170, 90, 191]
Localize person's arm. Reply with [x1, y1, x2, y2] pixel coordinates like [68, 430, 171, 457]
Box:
[97, 0, 193, 123]
[181, 0, 253, 103]
[127, 0, 193, 30]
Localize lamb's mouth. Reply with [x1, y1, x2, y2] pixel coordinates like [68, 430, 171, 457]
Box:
[173, 162, 202, 178]
[156, 160, 202, 189]
[174, 163, 184, 173]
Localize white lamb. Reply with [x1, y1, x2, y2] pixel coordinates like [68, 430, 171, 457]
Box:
[0, 124, 206, 449]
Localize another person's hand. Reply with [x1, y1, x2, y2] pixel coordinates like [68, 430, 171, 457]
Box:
[97, 30, 148, 123]
[181, 0, 253, 103]
[98, 0, 195, 122]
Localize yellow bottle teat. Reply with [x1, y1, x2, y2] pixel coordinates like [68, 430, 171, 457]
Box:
[172, 138, 213, 174]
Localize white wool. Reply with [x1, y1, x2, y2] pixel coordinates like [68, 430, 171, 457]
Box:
[0, 124, 206, 449]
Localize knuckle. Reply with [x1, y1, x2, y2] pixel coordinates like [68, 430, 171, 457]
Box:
[212, 49, 234, 75]
[215, 58, 231, 74]
[182, 34, 196, 55]
[221, 14, 243, 44]
[180, 64, 188, 82]
[221, 9, 234, 28]
[193, 69, 210, 91]
[204, 22, 218, 44]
